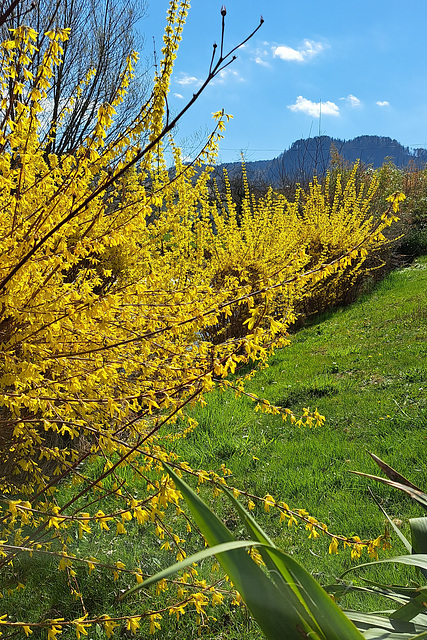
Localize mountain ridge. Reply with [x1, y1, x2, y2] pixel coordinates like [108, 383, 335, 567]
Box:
[214, 135, 427, 187]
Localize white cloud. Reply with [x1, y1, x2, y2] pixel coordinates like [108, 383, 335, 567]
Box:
[301, 40, 326, 59]
[273, 39, 326, 63]
[287, 96, 340, 118]
[376, 100, 390, 107]
[274, 45, 304, 62]
[173, 92, 184, 99]
[254, 56, 270, 67]
[175, 73, 202, 86]
[341, 94, 361, 107]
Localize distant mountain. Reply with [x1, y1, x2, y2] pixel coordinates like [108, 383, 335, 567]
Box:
[214, 135, 427, 187]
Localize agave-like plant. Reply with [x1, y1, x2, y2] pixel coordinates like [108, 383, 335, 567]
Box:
[329, 452, 427, 638]
[123, 456, 427, 639]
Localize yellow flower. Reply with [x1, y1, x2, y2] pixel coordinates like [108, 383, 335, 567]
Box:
[73, 616, 91, 639]
[169, 604, 187, 621]
[149, 613, 162, 634]
[350, 536, 364, 560]
[263, 494, 275, 512]
[103, 616, 119, 638]
[95, 511, 111, 531]
[48, 506, 65, 529]
[116, 521, 126, 535]
[386, 191, 406, 212]
[211, 589, 224, 606]
[126, 617, 141, 634]
[328, 537, 339, 554]
[367, 534, 383, 559]
[191, 592, 209, 614]
[231, 592, 243, 606]
[305, 516, 320, 539]
[212, 110, 224, 120]
[78, 513, 91, 539]
[47, 624, 63, 640]
[155, 579, 168, 596]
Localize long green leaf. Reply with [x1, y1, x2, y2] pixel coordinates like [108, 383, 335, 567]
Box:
[363, 632, 423, 640]
[324, 583, 409, 605]
[349, 472, 427, 510]
[224, 487, 364, 640]
[411, 520, 427, 555]
[221, 487, 319, 614]
[367, 452, 423, 492]
[346, 610, 427, 638]
[222, 488, 326, 637]
[341, 555, 427, 579]
[363, 631, 426, 640]
[266, 546, 366, 640]
[356, 579, 421, 598]
[367, 487, 412, 553]
[121, 540, 276, 597]
[411, 519, 427, 580]
[165, 464, 320, 640]
[390, 588, 427, 622]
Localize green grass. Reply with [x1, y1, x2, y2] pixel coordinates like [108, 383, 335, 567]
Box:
[3, 257, 427, 638]
[167, 257, 427, 599]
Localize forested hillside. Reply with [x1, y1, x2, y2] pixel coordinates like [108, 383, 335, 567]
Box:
[215, 135, 427, 188]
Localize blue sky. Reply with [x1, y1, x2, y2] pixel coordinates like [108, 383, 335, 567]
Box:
[140, 1, 427, 164]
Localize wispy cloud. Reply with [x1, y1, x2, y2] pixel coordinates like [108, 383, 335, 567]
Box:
[254, 55, 270, 67]
[173, 92, 184, 99]
[288, 96, 340, 118]
[213, 68, 244, 84]
[250, 45, 271, 67]
[175, 73, 202, 87]
[273, 40, 326, 63]
[341, 94, 361, 107]
[376, 100, 390, 107]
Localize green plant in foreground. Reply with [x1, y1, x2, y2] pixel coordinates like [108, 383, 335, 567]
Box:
[124, 462, 427, 639]
[326, 453, 427, 638]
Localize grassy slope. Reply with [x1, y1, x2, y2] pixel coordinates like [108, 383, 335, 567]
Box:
[172, 257, 427, 587]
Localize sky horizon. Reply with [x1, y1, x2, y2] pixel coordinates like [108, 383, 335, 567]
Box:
[139, 1, 427, 164]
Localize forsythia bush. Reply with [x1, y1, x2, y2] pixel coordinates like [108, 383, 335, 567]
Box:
[0, 2, 401, 637]
[294, 166, 385, 318]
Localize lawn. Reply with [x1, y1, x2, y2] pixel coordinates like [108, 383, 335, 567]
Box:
[168, 256, 427, 608]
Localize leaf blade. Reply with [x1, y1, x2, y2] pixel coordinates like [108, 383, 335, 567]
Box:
[368, 452, 423, 492]
[223, 485, 364, 640]
[341, 554, 427, 579]
[165, 465, 320, 640]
